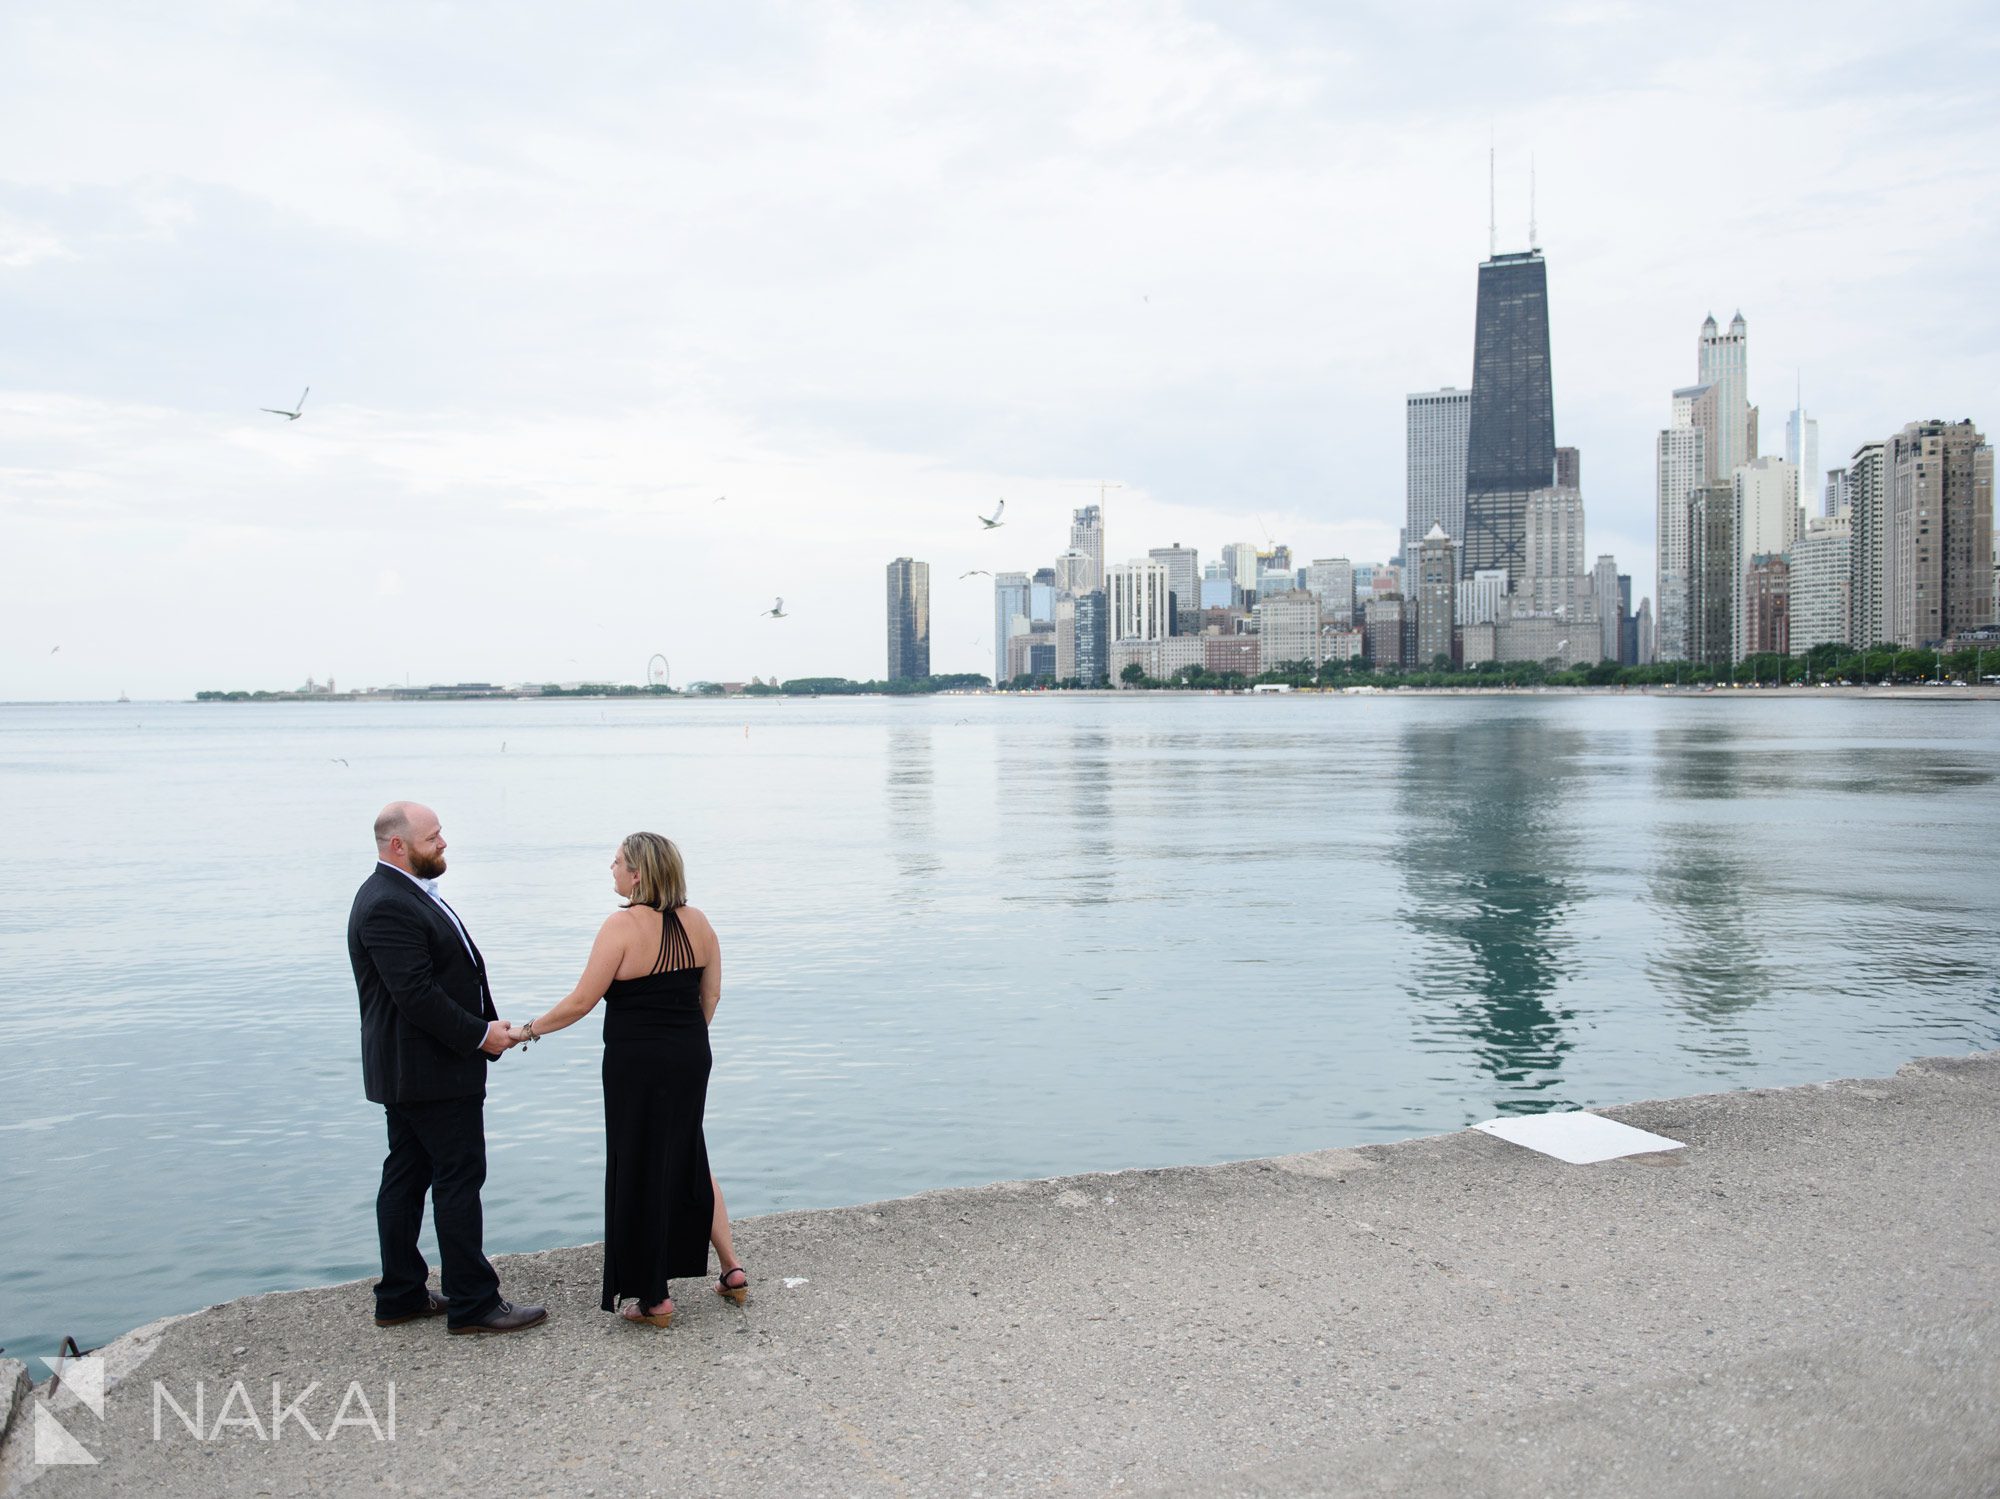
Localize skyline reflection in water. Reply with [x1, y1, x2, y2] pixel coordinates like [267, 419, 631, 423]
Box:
[2, 692, 1997, 1363]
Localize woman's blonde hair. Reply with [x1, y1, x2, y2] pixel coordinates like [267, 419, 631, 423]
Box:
[619, 832, 686, 911]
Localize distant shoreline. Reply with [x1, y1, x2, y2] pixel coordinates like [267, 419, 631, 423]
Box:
[155, 682, 2000, 703]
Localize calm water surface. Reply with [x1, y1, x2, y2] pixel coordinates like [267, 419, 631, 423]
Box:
[3, 693, 1997, 1362]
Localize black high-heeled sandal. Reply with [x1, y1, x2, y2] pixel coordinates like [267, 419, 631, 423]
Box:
[715, 1267, 750, 1305]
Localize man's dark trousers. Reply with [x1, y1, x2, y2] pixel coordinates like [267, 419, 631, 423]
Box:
[376, 1096, 501, 1327]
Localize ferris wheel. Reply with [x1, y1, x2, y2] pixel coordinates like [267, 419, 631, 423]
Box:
[647, 654, 671, 689]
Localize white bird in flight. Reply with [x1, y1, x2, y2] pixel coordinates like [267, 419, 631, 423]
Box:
[960, 569, 990, 579]
[763, 597, 787, 618]
[978, 499, 1005, 530]
[262, 387, 310, 421]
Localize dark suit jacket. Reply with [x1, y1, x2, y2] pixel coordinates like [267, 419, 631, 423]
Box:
[348, 864, 499, 1105]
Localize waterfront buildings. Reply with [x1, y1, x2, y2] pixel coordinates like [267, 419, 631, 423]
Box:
[1743, 555, 1790, 657]
[1654, 417, 1705, 661]
[1522, 485, 1586, 617]
[1847, 441, 1887, 646]
[1635, 598, 1655, 664]
[1592, 555, 1620, 662]
[1689, 482, 1736, 668]
[1463, 249, 1556, 586]
[1886, 419, 1994, 646]
[1364, 596, 1407, 668]
[1732, 457, 1801, 661]
[884, 558, 931, 682]
[1108, 560, 1172, 643]
[1456, 568, 1507, 627]
[1073, 589, 1108, 685]
[1415, 524, 1457, 665]
[1790, 515, 1852, 653]
[1259, 590, 1324, 670]
[1203, 634, 1260, 678]
[1405, 387, 1470, 567]
[993, 571, 1031, 686]
[1149, 543, 1201, 633]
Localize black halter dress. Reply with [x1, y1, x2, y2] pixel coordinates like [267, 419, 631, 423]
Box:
[599, 906, 715, 1311]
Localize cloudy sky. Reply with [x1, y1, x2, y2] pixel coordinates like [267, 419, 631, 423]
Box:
[3, 0, 1996, 697]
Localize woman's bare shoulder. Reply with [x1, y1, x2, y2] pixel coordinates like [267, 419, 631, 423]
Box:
[678, 904, 717, 938]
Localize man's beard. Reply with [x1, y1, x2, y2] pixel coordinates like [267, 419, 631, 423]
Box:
[409, 848, 447, 880]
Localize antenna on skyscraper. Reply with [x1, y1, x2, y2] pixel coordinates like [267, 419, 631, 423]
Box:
[1487, 138, 1496, 258]
[1529, 154, 1537, 248]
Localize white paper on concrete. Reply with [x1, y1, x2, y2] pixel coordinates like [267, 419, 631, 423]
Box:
[1471, 1111, 1685, 1164]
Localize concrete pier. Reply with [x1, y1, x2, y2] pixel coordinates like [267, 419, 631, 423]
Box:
[5, 1050, 1996, 1497]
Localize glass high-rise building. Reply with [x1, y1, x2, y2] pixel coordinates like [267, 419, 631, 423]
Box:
[1405, 388, 1470, 568]
[992, 571, 1031, 687]
[1462, 250, 1556, 584]
[885, 558, 930, 682]
[1073, 589, 1108, 685]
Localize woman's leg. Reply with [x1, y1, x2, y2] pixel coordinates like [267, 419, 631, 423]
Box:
[711, 1170, 743, 1276]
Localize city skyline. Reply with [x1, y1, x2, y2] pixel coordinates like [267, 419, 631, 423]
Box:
[5, 2, 1999, 697]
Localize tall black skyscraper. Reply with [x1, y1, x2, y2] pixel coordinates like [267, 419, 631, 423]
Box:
[885, 557, 930, 681]
[1462, 249, 1556, 583]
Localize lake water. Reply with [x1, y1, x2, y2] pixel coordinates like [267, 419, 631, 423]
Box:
[3, 693, 1997, 1364]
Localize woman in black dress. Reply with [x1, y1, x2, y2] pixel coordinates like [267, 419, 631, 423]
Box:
[515, 833, 748, 1325]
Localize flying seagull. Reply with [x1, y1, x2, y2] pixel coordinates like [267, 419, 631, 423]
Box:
[331, 757, 349, 767]
[763, 597, 787, 618]
[261, 387, 310, 421]
[713, 495, 728, 503]
[49, 645, 60, 654]
[978, 499, 1005, 530]
[960, 569, 990, 579]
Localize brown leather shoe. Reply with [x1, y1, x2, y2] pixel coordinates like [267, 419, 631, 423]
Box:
[448, 1299, 548, 1335]
[374, 1291, 448, 1327]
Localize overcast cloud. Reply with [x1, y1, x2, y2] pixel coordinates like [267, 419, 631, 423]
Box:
[3, 0, 1996, 697]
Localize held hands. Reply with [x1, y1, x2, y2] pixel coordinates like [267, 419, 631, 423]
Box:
[478, 1020, 543, 1056]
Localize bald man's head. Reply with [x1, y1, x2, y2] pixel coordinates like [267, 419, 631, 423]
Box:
[375, 802, 447, 879]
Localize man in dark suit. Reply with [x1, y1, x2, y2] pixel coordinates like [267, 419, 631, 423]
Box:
[348, 801, 547, 1335]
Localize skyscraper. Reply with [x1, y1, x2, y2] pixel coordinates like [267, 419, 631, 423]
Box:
[1689, 482, 1736, 669]
[1555, 446, 1580, 491]
[1790, 515, 1852, 653]
[1069, 505, 1105, 594]
[1416, 524, 1458, 666]
[1886, 419, 1994, 646]
[1073, 589, 1109, 684]
[1107, 560, 1171, 642]
[1523, 485, 1585, 616]
[1592, 555, 1620, 662]
[1847, 441, 1887, 646]
[1462, 250, 1556, 584]
[1655, 412, 1707, 662]
[885, 558, 930, 682]
[992, 571, 1031, 686]
[1785, 400, 1819, 515]
[1148, 543, 1200, 634]
[1405, 387, 1470, 567]
[1732, 457, 1800, 661]
[1698, 312, 1756, 479]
